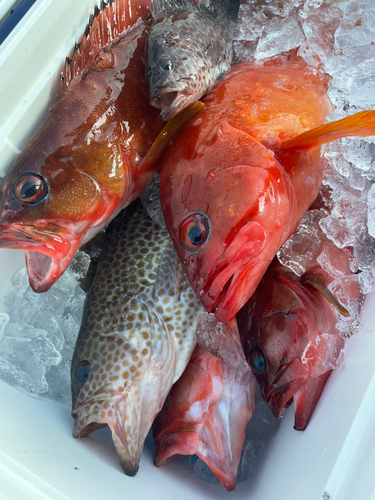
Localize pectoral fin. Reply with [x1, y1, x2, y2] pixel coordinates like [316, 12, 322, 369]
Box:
[138, 101, 205, 173]
[280, 110, 375, 151]
[302, 273, 350, 317]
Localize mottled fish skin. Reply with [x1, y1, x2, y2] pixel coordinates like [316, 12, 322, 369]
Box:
[71, 201, 203, 476]
[0, 1, 164, 294]
[147, 0, 240, 121]
[237, 258, 347, 431]
[154, 316, 256, 491]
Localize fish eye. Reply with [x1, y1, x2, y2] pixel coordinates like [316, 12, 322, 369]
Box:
[12, 172, 48, 205]
[158, 57, 174, 72]
[179, 213, 210, 253]
[74, 360, 91, 384]
[248, 346, 267, 376]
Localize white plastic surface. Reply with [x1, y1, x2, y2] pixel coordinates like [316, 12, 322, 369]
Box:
[0, 1, 375, 499]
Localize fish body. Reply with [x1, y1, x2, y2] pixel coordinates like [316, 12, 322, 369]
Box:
[0, 1, 164, 293]
[71, 202, 203, 476]
[154, 316, 256, 491]
[147, 0, 240, 120]
[159, 50, 375, 322]
[237, 259, 347, 431]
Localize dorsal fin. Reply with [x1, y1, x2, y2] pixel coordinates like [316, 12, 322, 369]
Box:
[60, 0, 152, 91]
[279, 110, 375, 151]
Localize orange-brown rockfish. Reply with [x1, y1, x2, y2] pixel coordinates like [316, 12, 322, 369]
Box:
[0, 0, 201, 293]
[159, 50, 375, 323]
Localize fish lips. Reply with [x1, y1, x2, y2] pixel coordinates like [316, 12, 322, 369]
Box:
[265, 359, 308, 419]
[150, 83, 190, 121]
[0, 221, 86, 292]
[72, 393, 142, 477]
[198, 221, 267, 323]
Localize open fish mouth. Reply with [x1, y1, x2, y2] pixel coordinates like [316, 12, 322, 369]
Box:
[150, 83, 191, 121]
[0, 221, 86, 293]
[265, 359, 308, 420]
[199, 222, 267, 323]
[72, 393, 144, 477]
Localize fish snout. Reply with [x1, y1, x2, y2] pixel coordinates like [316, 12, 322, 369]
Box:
[265, 359, 308, 419]
[199, 221, 267, 322]
[120, 460, 139, 477]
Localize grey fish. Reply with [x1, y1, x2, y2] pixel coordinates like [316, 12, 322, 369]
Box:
[71, 201, 203, 476]
[147, 0, 240, 121]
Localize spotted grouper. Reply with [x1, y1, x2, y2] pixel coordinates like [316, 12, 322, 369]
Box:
[71, 201, 203, 476]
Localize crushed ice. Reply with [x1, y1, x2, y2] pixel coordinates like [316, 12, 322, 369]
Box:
[0, 0, 375, 488]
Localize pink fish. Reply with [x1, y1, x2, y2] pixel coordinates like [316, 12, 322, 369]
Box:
[153, 317, 256, 490]
[159, 50, 375, 322]
[237, 257, 350, 430]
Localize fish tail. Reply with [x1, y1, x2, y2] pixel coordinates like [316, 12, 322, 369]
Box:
[279, 110, 375, 151]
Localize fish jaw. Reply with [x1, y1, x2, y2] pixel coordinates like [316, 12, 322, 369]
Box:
[293, 371, 331, 431]
[72, 355, 178, 477]
[0, 220, 88, 292]
[198, 221, 268, 323]
[265, 358, 309, 419]
[72, 393, 143, 476]
[150, 87, 197, 122]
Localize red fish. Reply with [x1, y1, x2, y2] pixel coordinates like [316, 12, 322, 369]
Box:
[159, 50, 375, 322]
[236, 257, 350, 431]
[153, 318, 256, 491]
[0, 0, 202, 293]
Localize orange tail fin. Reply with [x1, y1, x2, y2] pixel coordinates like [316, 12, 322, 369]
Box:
[280, 110, 375, 151]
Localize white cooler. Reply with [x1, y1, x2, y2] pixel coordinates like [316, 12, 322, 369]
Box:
[0, 1, 375, 499]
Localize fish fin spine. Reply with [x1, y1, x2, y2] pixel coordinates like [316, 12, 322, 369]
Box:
[60, 0, 152, 92]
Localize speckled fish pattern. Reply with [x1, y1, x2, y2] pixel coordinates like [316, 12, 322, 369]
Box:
[147, 0, 240, 120]
[71, 201, 203, 476]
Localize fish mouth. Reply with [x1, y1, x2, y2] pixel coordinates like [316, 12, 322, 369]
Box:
[199, 221, 267, 323]
[72, 393, 142, 476]
[0, 221, 87, 292]
[150, 84, 190, 121]
[265, 359, 308, 420]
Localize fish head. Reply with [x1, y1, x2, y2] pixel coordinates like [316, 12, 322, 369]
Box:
[160, 119, 293, 322]
[237, 266, 346, 430]
[147, 16, 209, 121]
[0, 99, 123, 293]
[71, 297, 178, 476]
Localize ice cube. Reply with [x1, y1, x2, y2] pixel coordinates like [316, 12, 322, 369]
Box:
[68, 251, 91, 281]
[354, 229, 375, 270]
[367, 183, 375, 238]
[254, 15, 305, 60]
[298, 5, 343, 67]
[335, 0, 375, 50]
[318, 245, 355, 279]
[139, 175, 165, 227]
[0, 336, 62, 393]
[277, 210, 325, 275]
[0, 313, 9, 342]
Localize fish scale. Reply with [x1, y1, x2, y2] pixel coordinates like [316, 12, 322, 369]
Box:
[71, 201, 203, 476]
